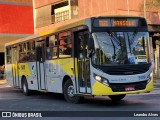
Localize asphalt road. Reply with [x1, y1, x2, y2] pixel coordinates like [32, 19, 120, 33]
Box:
[0, 80, 160, 120]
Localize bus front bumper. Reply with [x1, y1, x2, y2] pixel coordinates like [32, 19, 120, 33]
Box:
[92, 78, 153, 96]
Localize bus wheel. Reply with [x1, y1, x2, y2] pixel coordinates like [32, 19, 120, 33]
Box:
[108, 94, 126, 101]
[22, 77, 30, 96]
[63, 79, 80, 103]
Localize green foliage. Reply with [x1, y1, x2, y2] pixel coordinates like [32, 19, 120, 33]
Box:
[140, 0, 160, 11]
[146, 0, 160, 11]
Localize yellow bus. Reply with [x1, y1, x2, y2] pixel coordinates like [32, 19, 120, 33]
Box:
[5, 16, 153, 103]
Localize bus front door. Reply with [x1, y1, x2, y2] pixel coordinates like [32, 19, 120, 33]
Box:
[36, 40, 46, 90]
[11, 46, 19, 87]
[75, 31, 91, 94]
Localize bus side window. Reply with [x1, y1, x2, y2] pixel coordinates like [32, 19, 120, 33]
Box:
[27, 41, 35, 61]
[19, 42, 35, 62]
[6, 47, 11, 64]
[26, 42, 31, 61]
[58, 31, 72, 58]
[19, 44, 22, 52]
[32, 41, 35, 50]
[30, 41, 36, 61]
[19, 53, 25, 62]
[19, 44, 24, 62]
[24, 43, 29, 61]
[23, 43, 26, 52]
[46, 35, 57, 59]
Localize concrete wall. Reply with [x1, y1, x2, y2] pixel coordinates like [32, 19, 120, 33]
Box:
[0, 2, 34, 52]
[34, 0, 61, 8]
[0, 0, 32, 3]
[0, 4, 34, 34]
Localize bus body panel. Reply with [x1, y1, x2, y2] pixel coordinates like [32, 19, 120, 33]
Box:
[12, 64, 18, 87]
[5, 64, 14, 87]
[45, 58, 75, 93]
[92, 78, 153, 95]
[18, 62, 38, 90]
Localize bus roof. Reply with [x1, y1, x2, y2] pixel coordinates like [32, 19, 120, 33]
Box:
[5, 18, 86, 47]
[5, 15, 146, 47]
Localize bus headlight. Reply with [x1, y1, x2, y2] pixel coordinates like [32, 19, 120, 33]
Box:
[95, 75, 102, 81]
[147, 72, 153, 83]
[94, 74, 109, 86]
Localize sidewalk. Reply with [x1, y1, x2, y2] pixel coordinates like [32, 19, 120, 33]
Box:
[0, 79, 10, 88]
[0, 79, 7, 84]
[153, 77, 160, 89]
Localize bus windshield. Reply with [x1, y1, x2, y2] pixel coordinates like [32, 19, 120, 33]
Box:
[92, 32, 150, 65]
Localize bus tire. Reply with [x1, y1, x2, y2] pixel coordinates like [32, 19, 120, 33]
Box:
[108, 94, 126, 101]
[63, 79, 80, 103]
[22, 77, 30, 96]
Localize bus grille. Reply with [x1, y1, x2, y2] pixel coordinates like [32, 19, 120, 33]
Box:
[93, 63, 151, 75]
[109, 81, 147, 92]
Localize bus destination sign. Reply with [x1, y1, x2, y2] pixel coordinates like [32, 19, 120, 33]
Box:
[99, 20, 108, 27]
[93, 18, 147, 28]
[112, 20, 135, 27]
[98, 19, 136, 27]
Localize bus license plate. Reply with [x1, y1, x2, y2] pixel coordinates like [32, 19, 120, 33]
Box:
[125, 86, 135, 91]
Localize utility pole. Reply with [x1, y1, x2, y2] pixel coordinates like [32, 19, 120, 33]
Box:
[127, 0, 130, 15]
[144, 0, 146, 18]
[68, 0, 72, 20]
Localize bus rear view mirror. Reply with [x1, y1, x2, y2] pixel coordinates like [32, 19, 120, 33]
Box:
[88, 37, 94, 58]
[88, 37, 94, 50]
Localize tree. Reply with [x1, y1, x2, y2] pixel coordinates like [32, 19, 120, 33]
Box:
[145, 0, 160, 11]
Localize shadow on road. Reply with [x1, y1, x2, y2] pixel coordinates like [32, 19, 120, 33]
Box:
[0, 79, 157, 110]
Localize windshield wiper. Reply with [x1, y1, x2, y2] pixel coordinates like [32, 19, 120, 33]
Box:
[111, 32, 121, 46]
[130, 31, 137, 45]
[110, 37, 116, 59]
[127, 33, 131, 53]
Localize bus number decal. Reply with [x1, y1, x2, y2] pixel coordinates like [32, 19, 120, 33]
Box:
[138, 75, 146, 80]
